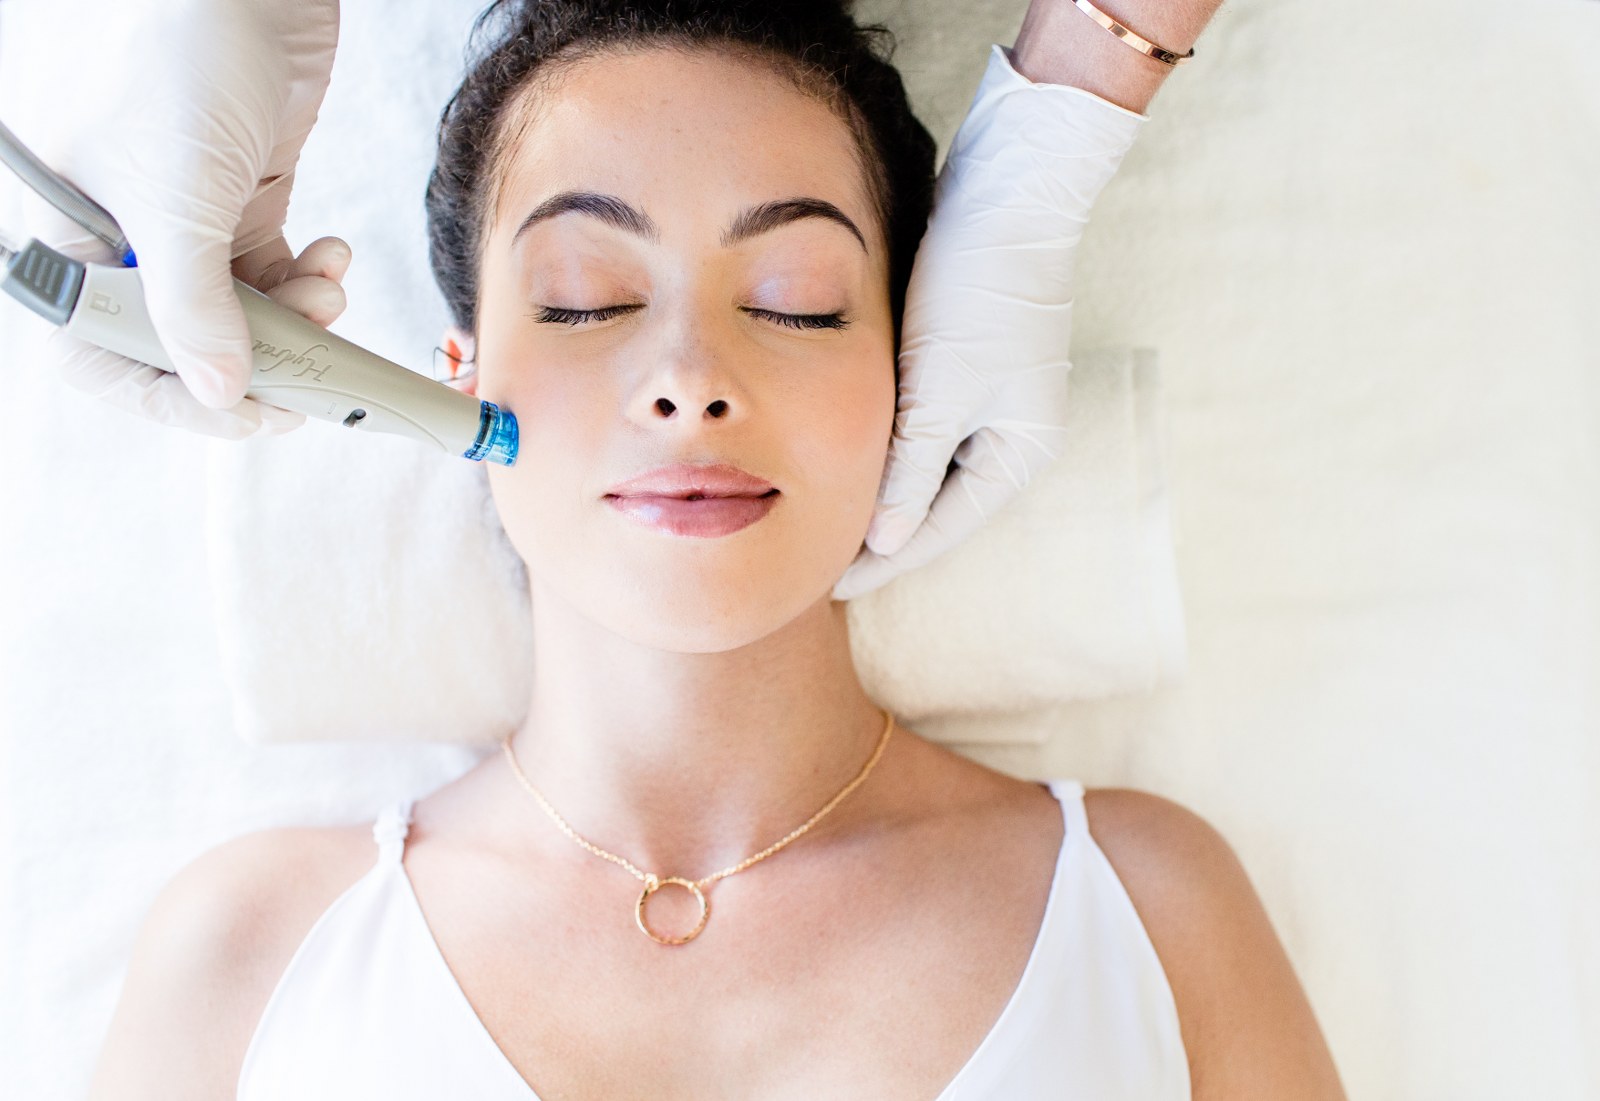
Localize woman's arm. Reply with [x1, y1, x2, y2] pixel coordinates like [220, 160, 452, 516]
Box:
[1012, 0, 1224, 112]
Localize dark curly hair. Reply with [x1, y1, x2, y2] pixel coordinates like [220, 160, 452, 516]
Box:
[424, 0, 937, 353]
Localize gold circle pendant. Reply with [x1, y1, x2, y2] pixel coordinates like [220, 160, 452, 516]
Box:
[635, 876, 710, 945]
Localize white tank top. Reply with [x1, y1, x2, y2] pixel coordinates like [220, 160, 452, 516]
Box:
[237, 779, 1190, 1099]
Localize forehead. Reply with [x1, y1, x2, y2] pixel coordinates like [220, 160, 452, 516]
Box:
[485, 44, 879, 250]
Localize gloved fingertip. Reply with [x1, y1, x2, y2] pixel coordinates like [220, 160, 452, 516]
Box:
[301, 235, 353, 281]
[192, 368, 249, 409]
[256, 404, 306, 435]
[313, 280, 348, 317]
[865, 515, 910, 558]
[830, 569, 858, 602]
[189, 360, 252, 410]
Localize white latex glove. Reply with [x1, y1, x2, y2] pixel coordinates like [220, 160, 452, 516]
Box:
[831, 45, 1148, 601]
[34, 0, 340, 439]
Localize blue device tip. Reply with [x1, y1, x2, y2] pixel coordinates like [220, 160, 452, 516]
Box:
[466, 401, 518, 466]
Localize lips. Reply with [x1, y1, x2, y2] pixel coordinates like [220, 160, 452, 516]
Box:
[604, 462, 780, 538]
[605, 462, 775, 499]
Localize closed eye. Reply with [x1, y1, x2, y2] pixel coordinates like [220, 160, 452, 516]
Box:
[742, 307, 850, 332]
[532, 304, 849, 331]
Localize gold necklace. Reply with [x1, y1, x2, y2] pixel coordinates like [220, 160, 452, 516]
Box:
[500, 708, 896, 946]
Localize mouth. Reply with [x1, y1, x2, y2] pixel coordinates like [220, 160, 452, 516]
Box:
[601, 462, 781, 536]
[604, 488, 781, 538]
[604, 462, 776, 499]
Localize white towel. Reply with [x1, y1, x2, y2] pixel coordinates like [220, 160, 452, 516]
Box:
[205, 344, 1184, 746]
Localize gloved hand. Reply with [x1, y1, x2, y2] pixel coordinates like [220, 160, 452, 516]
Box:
[45, 235, 352, 433]
[34, 0, 340, 439]
[831, 45, 1148, 601]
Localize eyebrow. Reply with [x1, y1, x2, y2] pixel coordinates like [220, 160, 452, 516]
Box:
[512, 191, 868, 253]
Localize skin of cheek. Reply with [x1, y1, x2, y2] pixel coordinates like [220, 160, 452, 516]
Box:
[474, 276, 895, 655]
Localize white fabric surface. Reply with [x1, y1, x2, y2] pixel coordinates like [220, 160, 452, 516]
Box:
[2, 1, 1597, 1099]
[235, 781, 1189, 1099]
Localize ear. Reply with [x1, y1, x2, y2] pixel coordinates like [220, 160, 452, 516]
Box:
[439, 325, 478, 396]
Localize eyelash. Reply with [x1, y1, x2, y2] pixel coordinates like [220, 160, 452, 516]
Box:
[533, 304, 850, 331]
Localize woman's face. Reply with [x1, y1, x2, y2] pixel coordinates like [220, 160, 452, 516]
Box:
[469, 45, 896, 653]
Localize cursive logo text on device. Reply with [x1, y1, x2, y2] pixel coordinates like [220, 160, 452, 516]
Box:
[253, 339, 334, 382]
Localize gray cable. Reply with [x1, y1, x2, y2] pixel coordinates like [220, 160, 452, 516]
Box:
[0, 117, 130, 259]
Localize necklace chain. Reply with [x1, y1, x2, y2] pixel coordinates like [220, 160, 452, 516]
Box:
[499, 708, 896, 942]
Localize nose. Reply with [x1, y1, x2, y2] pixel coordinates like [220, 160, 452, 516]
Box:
[651, 394, 729, 419]
[627, 314, 744, 426]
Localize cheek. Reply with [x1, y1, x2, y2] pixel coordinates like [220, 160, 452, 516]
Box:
[786, 347, 897, 542]
[479, 353, 616, 572]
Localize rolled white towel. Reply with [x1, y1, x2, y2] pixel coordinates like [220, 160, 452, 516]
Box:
[204, 343, 1184, 746]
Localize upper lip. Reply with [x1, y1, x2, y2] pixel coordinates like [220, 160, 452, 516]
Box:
[605, 463, 777, 499]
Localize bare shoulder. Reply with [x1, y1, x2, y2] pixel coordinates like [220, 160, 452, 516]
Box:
[1081, 788, 1243, 915]
[86, 822, 378, 1100]
[1082, 788, 1349, 1101]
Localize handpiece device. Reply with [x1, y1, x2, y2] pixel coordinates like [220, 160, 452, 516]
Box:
[0, 119, 517, 466]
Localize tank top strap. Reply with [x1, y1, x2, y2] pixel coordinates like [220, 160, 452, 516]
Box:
[371, 798, 416, 866]
[1045, 778, 1089, 846]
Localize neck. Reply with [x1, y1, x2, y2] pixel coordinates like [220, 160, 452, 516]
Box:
[502, 575, 893, 879]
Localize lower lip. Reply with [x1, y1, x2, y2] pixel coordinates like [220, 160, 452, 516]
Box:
[604, 492, 779, 538]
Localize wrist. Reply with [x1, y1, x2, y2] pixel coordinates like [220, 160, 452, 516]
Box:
[1071, 0, 1208, 58]
[1011, 0, 1217, 113]
[1013, 0, 1168, 113]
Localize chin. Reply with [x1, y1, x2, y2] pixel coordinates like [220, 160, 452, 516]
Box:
[603, 568, 835, 652]
[526, 542, 848, 653]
